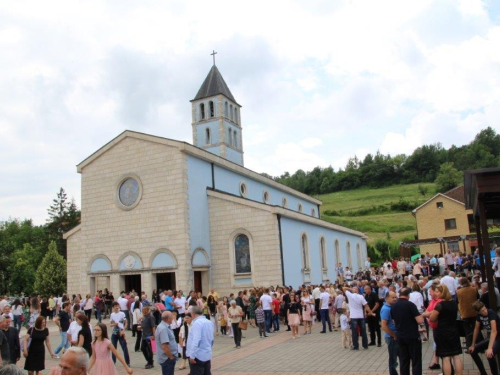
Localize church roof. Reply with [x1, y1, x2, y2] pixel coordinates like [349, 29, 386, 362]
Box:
[191, 65, 239, 105]
[76, 130, 322, 205]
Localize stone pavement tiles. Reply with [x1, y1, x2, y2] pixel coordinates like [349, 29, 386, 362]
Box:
[17, 318, 489, 374]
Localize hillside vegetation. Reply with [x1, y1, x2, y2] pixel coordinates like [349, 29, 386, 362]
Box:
[318, 183, 437, 244]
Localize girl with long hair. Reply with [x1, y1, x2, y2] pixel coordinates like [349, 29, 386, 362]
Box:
[88, 323, 132, 375]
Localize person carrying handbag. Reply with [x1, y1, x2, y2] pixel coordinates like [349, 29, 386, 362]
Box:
[228, 300, 244, 349]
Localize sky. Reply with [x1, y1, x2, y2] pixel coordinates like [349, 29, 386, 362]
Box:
[1, 0, 500, 225]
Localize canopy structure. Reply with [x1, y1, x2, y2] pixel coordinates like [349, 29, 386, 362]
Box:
[464, 167, 500, 309]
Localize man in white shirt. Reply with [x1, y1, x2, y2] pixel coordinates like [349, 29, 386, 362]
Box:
[312, 286, 321, 316]
[259, 289, 273, 334]
[345, 267, 353, 282]
[440, 271, 458, 298]
[0, 296, 8, 314]
[343, 282, 375, 350]
[174, 291, 187, 318]
[444, 249, 455, 272]
[319, 286, 332, 333]
[365, 257, 371, 271]
[67, 311, 93, 345]
[110, 302, 130, 365]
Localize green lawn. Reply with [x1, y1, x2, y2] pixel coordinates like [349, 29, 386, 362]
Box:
[318, 183, 437, 244]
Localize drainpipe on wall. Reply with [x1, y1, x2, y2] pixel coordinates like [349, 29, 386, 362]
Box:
[277, 214, 286, 286]
[211, 163, 215, 189]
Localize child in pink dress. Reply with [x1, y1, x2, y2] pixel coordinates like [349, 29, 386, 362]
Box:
[89, 323, 133, 375]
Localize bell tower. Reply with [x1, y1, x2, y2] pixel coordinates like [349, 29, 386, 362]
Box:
[190, 59, 243, 166]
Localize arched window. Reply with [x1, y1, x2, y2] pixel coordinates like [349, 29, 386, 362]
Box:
[200, 103, 205, 120]
[263, 190, 269, 203]
[346, 241, 352, 269]
[239, 182, 247, 197]
[301, 234, 309, 270]
[205, 128, 211, 144]
[235, 234, 251, 273]
[233, 131, 237, 148]
[311, 208, 316, 217]
[335, 239, 341, 268]
[320, 237, 327, 270]
[228, 129, 233, 146]
[298, 203, 303, 213]
[282, 197, 288, 208]
[224, 102, 228, 117]
[234, 107, 238, 124]
[209, 101, 215, 117]
[230, 104, 233, 121]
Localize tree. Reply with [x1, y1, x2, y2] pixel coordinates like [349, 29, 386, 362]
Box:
[46, 188, 80, 257]
[418, 184, 428, 197]
[34, 241, 67, 297]
[9, 244, 37, 295]
[435, 162, 463, 193]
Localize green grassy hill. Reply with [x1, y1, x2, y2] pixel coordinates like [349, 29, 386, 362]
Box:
[318, 183, 437, 244]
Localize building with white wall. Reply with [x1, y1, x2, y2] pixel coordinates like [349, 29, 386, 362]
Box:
[64, 64, 368, 297]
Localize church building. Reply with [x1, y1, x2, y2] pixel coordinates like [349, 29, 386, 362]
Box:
[64, 64, 368, 297]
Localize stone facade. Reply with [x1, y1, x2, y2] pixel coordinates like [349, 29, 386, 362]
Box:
[68, 136, 191, 296]
[208, 194, 282, 297]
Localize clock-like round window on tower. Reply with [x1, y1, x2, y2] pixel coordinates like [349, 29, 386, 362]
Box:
[118, 178, 140, 207]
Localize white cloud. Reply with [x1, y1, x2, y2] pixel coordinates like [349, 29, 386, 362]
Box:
[0, 0, 499, 224]
[299, 138, 323, 148]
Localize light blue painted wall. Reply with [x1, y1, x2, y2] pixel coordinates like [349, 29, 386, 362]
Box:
[187, 156, 213, 256]
[195, 120, 219, 148]
[213, 165, 318, 216]
[152, 252, 177, 268]
[280, 216, 367, 286]
[225, 147, 243, 165]
[90, 258, 112, 272]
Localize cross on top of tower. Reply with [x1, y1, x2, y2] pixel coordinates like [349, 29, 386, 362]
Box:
[211, 50, 217, 65]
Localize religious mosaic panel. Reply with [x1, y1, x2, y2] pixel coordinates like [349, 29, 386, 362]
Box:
[235, 234, 251, 273]
[119, 178, 140, 207]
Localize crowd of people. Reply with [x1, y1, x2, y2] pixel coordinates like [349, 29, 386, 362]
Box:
[0, 247, 499, 375]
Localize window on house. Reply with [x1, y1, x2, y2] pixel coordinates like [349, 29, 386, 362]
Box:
[228, 129, 232, 146]
[224, 102, 228, 117]
[230, 104, 233, 121]
[445, 218, 457, 230]
[200, 103, 205, 120]
[233, 131, 237, 148]
[298, 203, 303, 213]
[436, 202, 444, 209]
[320, 237, 327, 270]
[447, 241, 460, 252]
[234, 107, 238, 124]
[312, 208, 316, 217]
[209, 101, 215, 117]
[301, 234, 309, 270]
[205, 128, 211, 144]
[235, 234, 251, 273]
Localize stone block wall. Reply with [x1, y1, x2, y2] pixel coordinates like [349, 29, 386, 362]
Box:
[208, 194, 282, 297]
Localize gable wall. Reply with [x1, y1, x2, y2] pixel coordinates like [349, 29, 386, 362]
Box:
[416, 195, 472, 239]
[75, 137, 191, 295]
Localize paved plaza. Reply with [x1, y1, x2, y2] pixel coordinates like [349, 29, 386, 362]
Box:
[16, 318, 489, 374]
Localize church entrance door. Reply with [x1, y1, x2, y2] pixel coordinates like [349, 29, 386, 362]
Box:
[194, 271, 202, 293]
[193, 270, 209, 295]
[156, 272, 176, 291]
[123, 274, 141, 293]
